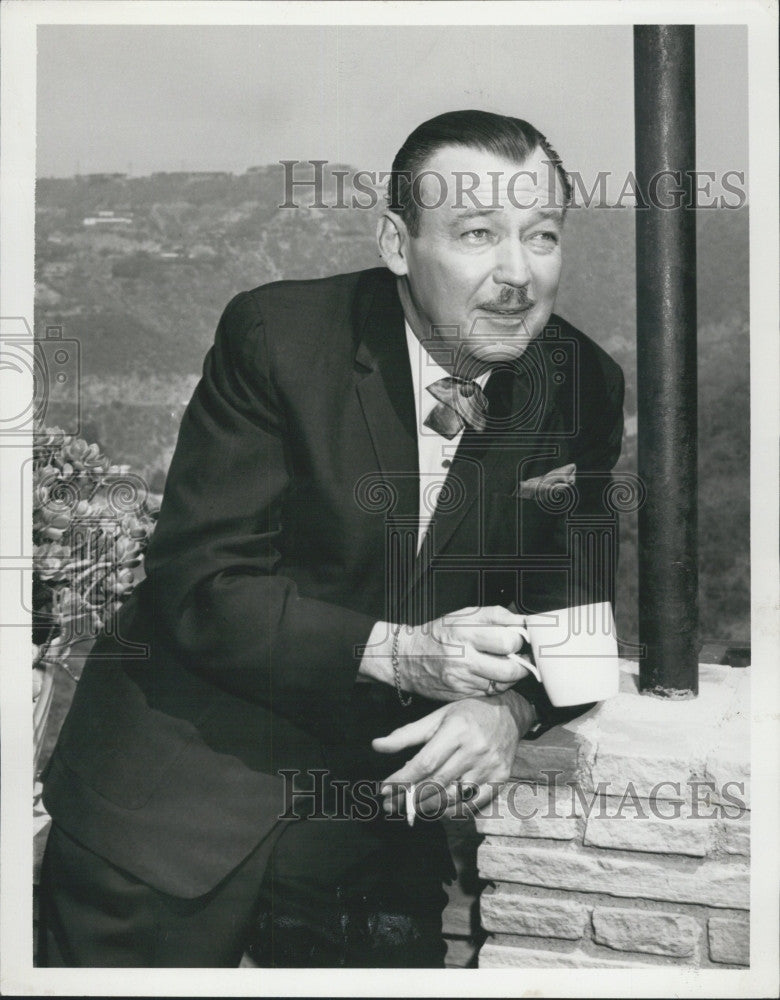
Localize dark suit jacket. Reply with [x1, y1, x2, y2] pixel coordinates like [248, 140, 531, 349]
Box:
[42, 267, 624, 898]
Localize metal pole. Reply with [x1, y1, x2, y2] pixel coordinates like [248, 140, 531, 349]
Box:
[634, 25, 699, 696]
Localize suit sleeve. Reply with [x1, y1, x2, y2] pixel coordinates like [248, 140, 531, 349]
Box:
[143, 291, 377, 738]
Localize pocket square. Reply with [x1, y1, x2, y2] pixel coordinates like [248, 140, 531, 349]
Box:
[517, 463, 576, 499]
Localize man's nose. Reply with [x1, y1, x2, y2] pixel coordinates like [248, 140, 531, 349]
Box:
[493, 239, 531, 288]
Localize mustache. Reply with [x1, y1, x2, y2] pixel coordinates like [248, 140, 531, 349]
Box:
[478, 289, 536, 312]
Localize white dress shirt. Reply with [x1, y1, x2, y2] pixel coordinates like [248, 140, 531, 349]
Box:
[404, 321, 490, 554]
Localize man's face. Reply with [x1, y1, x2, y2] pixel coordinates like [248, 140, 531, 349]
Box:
[387, 144, 565, 373]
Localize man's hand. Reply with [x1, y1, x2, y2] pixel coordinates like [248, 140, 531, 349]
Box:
[372, 690, 536, 818]
[358, 605, 533, 701]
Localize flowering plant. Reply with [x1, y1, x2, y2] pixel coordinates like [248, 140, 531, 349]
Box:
[32, 427, 158, 762]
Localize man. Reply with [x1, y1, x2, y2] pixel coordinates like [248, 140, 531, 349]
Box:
[39, 110, 624, 967]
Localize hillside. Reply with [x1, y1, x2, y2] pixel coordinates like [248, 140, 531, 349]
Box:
[34, 169, 750, 645]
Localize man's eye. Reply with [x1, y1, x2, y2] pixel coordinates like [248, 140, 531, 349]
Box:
[463, 229, 490, 242]
[531, 230, 559, 246]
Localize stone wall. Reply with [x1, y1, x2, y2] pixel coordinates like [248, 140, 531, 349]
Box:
[477, 662, 750, 968]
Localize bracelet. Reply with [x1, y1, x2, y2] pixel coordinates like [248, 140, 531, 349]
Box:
[392, 623, 412, 707]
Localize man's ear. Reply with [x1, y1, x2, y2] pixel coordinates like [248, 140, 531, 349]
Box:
[376, 211, 409, 277]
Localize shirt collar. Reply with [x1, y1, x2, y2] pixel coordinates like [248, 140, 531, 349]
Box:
[404, 320, 491, 397]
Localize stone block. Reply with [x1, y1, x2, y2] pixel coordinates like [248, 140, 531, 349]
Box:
[478, 839, 749, 910]
[592, 907, 700, 957]
[476, 783, 579, 840]
[512, 726, 583, 783]
[708, 916, 750, 966]
[707, 753, 751, 810]
[571, 664, 749, 803]
[583, 814, 711, 857]
[481, 886, 588, 939]
[479, 941, 663, 968]
[582, 748, 703, 801]
[716, 817, 750, 856]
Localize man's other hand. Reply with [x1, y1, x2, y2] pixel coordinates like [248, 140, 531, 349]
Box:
[358, 605, 532, 702]
[372, 690, 536, 818]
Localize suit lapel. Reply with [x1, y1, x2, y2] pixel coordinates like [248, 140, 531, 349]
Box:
[351, 272, 420, 620]
[352, 270, 419, 526]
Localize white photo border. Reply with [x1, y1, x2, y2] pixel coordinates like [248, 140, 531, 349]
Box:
[1, 1, 777, 997]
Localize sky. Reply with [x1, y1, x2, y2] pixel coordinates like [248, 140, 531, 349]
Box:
[36, 24, 747, 198]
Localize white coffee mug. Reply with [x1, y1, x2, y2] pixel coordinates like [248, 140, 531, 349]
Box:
[509, 601, 620, 707]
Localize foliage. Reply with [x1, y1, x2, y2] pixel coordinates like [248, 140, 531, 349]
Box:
[32, 427, 158, 684]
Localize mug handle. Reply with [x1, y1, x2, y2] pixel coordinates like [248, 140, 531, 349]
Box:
[507, 649, 541, 684]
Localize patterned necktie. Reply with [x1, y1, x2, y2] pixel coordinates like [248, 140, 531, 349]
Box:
[423, 376, 489, 439]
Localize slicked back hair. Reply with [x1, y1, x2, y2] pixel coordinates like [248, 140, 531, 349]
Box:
[388, 109, 572, 236]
